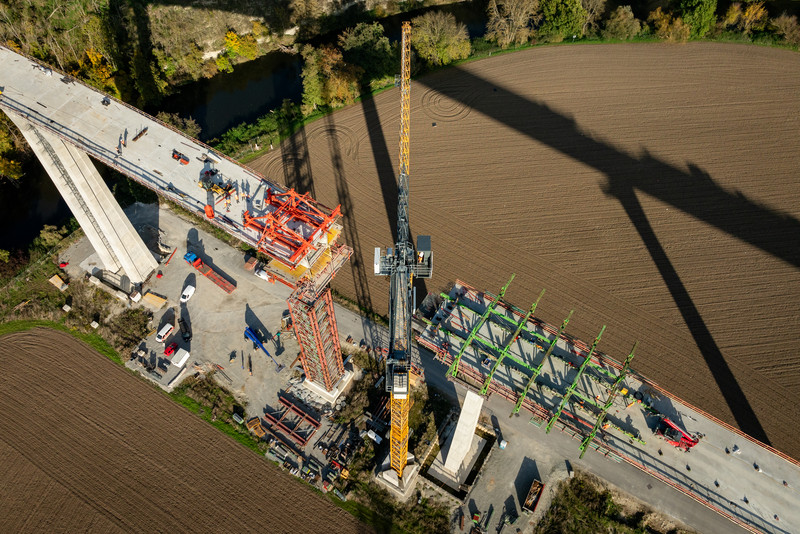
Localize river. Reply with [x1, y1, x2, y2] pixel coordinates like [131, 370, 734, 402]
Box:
[0, 0, 488, 251]
[156, 0, 488, 141]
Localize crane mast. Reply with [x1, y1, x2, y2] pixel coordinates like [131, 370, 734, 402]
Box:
[374, 21, 433, 480]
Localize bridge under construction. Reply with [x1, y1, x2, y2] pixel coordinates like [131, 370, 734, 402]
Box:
[0, 45, 351, 396]
[3, 39, 800, 534]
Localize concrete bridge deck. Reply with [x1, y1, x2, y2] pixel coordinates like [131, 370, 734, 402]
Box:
[0, 46, 339, 282]
[417, 281, 800, 534]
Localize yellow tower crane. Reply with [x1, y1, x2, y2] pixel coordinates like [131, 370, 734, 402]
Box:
[374, 21, 433, 480]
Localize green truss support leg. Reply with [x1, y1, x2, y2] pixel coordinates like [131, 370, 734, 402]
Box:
[579, 342, 637, 457]
[510, 310, 574, 417]
[480, 289, 545, 395]
[545, 325, 606, 433]
[447, 274, 515, 378]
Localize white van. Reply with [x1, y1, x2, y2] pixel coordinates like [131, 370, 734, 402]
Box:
[171, 348, 190, 368]
[155, 323, 174, 343]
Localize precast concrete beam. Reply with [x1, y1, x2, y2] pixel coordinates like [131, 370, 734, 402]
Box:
[10, 114, 157, 284]
[444, 390, 484, 474]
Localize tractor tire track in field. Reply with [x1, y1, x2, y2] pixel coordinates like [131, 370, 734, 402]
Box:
[251, 43, 800, 459]
[0, 329, 371, 534]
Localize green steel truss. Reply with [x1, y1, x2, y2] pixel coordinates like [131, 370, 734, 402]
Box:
[479, 289, 545, 395]
[442, 292, 619, 384]
[578, 342, 637, 457]
[545, 325, 606, 433]
[510, 310, 574, 417]
[447, 275, 515, 378]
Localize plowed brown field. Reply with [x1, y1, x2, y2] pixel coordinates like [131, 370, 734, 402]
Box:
[250, 43, 800, 459]
[0, 329, 371, 534]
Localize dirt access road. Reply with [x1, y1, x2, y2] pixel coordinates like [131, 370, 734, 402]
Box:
[250, 43, 800, 460]
[0, 329, 370, 534]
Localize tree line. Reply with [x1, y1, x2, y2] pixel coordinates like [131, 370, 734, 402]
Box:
[2, 0, 799, 180]
[293, 2, 799, 117]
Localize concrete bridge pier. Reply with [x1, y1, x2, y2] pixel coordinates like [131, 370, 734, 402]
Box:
[10, 114, 158, 286]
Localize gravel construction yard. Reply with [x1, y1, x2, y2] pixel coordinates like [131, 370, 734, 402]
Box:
[249, 42, 800, 460]
[0, 328, 371, 534]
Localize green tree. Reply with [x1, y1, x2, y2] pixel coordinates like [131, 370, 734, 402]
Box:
[739, 2, 768, 34]
[318, 46, 362, 108]
[411, 12, 471, 67]
[300, 45, 361, 113]
[224, 31, 241, 56]
[215, 54, 233, 74]
[486, 0, 541, 48]
[771, 13, 800, 46]
[602, 6, 642, 39]
[238, 34, 259, 60]
[301, 45, 325, 114]
[679, 0, 717, 38]
[0, 125, 13, 155]
[32, 225, 68, 251]
[339, 22, 395, 85]
[649, 8, 691, 42]
[581, 0, 606, 36]
[156, 112, 201, 138]
[80, 47, 119, 97]
[0, 249, 9, 263]
[538, 0, 587, 41]
[0, 119, 24, 181]
[0, 157, 23, 181]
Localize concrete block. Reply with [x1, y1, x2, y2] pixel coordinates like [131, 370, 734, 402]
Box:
[444, 390, 484, 474]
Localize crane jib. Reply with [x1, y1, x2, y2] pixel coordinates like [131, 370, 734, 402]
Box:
[374, 20, 433, 481]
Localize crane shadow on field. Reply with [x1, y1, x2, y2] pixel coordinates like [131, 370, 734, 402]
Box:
[413, 66, 800, 447]
[359, 90, 430, 320]
[280, 122, 315, 197]
[325, 114, 381, 357]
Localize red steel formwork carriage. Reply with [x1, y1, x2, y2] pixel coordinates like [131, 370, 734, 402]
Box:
[243, 187, 352, 395]
[242, 188, 342, 273]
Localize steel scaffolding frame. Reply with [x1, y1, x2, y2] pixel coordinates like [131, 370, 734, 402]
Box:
[510, 310, 573, 416]
[421, 279, 645, 457]
[480, 289, 545, 395]
[546, 326, 606, 433]
[288, 288, 344, 391]
[579, 343, 637, 457]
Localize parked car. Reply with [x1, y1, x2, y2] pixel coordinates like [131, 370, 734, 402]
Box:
[177, 317, 192, 342]
[164, 342, 178, 356]
[254, 268, 273, 283]
[155, 323, 174, 343]
[180, 285, 196, 303]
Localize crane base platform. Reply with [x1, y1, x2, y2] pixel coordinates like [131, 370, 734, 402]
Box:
[375, 453, 419, 501]
[302, 368, 354, 405]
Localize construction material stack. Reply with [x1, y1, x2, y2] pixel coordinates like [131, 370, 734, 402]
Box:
[374, 21, 433, 482]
